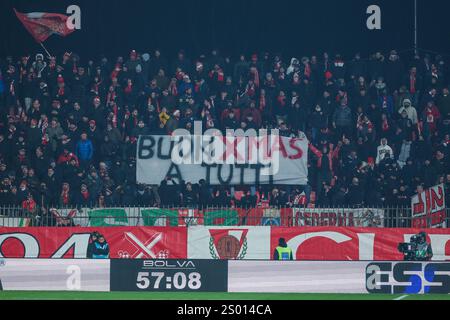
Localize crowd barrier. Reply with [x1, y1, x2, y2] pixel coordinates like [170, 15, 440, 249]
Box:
[1, 259, 449, 294]
[1, 226, 449, 260]
[0, 205, 448, 228]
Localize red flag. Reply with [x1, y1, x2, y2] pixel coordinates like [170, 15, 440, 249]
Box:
[14, 8, 75, 43]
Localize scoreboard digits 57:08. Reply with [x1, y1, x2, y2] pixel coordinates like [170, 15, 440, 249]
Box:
[110, 259, 228, 292]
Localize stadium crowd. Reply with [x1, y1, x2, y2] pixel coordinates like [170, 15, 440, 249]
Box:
[0, 49, 449, 215]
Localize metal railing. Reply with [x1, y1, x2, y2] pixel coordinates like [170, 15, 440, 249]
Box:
[0, 205, 448, 228]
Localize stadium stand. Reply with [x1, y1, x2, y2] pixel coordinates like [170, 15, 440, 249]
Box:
[0, 49, 448, 221]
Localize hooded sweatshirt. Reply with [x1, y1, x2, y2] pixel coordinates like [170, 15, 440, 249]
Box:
[286, 58, 299, 75]
[376, 140, 394, 164]
[398, 99, 418, 124]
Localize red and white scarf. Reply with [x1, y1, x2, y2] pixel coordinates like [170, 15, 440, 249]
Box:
[409, 72, 416, 94]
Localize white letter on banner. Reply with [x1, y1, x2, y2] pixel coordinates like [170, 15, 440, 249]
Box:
[366, 5, 381, 30]
[51, 234, 91, 258]
[203, 129, 223, 165]
[366, 264, 382, 290]
[0, 233, 39, 258]
[287, 232, 352, 257]
[171, 135, 192, 165]
[66, 5, 82, 30]
[356, 233, 375, 260]
[428, 235, 450, 261]
[66, 265, 81, 290]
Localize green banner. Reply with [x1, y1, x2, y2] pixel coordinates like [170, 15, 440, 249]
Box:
[204, 210, 239, 226]
[141, 208, 179, 226]
[87, 209, 129, 227]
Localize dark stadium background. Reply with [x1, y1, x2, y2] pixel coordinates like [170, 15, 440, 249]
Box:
[0, 0, 449, 59]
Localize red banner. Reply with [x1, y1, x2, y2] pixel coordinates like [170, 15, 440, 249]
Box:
[411, 184, 446, 228]
[14, 9, 75, 43]
[1, 226, 449, 261]
[0, 227, 187, 259]
[271, 227, 450, 261]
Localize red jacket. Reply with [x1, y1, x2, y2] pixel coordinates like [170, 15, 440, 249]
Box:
[22, 199, 36, 212]
[308, 143, 340, 175]
[242, 107, 262, 127]
[57, 152, 79, 166]
[422, 105, 441, 132]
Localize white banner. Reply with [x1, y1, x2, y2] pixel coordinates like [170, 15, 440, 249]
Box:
[0, 217, 30, 227]
[228, 261, 368, 293]
[228, 261, 450, 294]
[411, 184, 446, 228]
[0, 259, 110, 291]
[187, 226, 271, 260]
[136, 135, 309, 185]
[291, 208, 385, 227]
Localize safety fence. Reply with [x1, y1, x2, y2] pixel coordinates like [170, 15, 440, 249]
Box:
[0, 205, 448, 228]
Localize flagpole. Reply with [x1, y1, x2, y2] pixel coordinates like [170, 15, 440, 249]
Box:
[414, 0, 418, 55]
[39, 42, 52, 58]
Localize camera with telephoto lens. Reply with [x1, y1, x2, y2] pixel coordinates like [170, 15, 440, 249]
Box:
[398, 232, 426, 261]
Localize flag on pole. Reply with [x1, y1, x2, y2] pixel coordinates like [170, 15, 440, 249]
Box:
[14, 8, 75, 43]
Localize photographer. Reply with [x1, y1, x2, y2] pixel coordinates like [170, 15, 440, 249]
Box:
[399, 232, 433, 261]
[414, 232, 433, 261]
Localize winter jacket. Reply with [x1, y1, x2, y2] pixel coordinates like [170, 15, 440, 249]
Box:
[47, 125, 64, 152]
[242, 107, 262, 127]
[86, 175, 103, 198]
[346, 185, 365, 206]
[76, 139, 94, 160]
[105, 127, 123, 145]
[438, 94, 450, 119]
[333, 105, 352, 127]
[310, 110, 328, 129]
[0, 76, 5, 94]
[397, 141, 412, 167]
[92, 241, 109, 259]
[378, 95, 394, 115]
[74, 191, 93, 207]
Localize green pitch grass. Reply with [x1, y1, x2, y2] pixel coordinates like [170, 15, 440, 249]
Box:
[0, 291, 449, 300]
